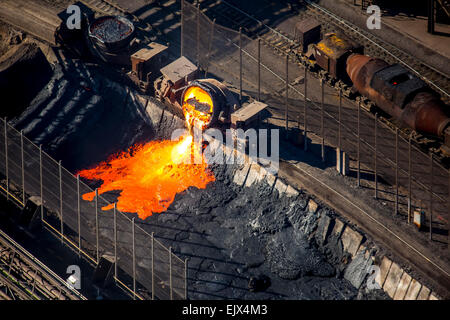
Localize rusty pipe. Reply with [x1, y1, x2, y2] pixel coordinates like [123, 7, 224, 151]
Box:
[3, 254, 67, 300]
[346, 54, 450, 137]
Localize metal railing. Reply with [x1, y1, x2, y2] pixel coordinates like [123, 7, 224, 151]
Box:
[181, 0, 449, 245]
[0, 118, 187, 300]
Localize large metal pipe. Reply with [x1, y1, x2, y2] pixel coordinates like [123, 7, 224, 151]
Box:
[346, 54, 450, 137]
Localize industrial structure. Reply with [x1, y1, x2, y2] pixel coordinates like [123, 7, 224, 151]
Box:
[0, 0, 448, 301]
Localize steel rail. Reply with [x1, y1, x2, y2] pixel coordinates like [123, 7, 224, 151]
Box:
[305, 0, 449, 99]
[0, 271, 32, 300]
[0, 229, 86, 300]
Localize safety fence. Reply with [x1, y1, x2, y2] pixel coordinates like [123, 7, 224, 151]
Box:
[181, 0, 449, 245]
[0, 118, 187, 300]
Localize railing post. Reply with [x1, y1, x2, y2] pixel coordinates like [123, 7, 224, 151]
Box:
[285, 55, 289, 138]
[429, 153, 433, 241]
[114, 203, 117, 280]
[4, 118, 8, 201]
[59, 160, 63, 243]
[320, 79, 325, 162]
[39, 145, 43, 220]
[408, 135, 412, 223]
[395, 127, 399, 215]
[180, 0, 184, 57]
[304, 67, 308, 151]
[151, 232, 154, 300]
[169, 246, 173, 300]
[132, 217, 136, 300]
[20, 130, 25, 206]
[374, 113, 378, 199]
[239, 27, 242, 103]
[77, 174, 81, 256]
[184, 258, 188, 300]
[95, 188, 99, 263]
[357, 100, 360, 187]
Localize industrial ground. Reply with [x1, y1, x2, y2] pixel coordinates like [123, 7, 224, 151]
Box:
[0, 0, 448, 299]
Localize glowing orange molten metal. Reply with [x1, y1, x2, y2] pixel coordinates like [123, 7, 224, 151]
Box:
[78, 135, 215, 219]
[182, 86, 213, 130]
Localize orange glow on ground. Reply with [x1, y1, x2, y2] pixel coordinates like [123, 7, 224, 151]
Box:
[78, 135, 215, 219]
[182, 86, 213, 130]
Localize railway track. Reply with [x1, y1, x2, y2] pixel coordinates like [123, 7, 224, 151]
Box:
[71, 0, 450, 216]
[198, 0, 450, 102]
[196, 0, 297, 54]
[0, 229, 86, 300]
[178, 0, 449, 251]
[80, 0, 165, 42]
[81, 0, 125, 16]
[195, 0, 448, 100]
[186, 0, 450, 165]
[304, 1, 450, 103]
